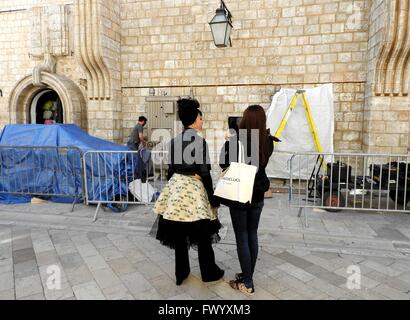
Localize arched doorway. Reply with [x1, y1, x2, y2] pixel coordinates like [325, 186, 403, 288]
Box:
[9, 72, 87, 130]
[30, 89, 64, 124]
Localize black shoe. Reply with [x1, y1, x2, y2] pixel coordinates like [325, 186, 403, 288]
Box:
[176, 273, 189, 286]
[202, 268, 224, 283]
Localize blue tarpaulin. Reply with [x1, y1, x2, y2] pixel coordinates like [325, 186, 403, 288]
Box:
[0, 124, 140, 205]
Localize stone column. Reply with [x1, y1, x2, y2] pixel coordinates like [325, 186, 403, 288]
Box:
[364, 0, 410, 154]
[74, 0, 121, 142]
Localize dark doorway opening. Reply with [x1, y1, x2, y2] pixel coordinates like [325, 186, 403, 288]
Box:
[30, 90, 64, 124]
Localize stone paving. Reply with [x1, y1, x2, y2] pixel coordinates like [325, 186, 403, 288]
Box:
[0, 194, 410, 300]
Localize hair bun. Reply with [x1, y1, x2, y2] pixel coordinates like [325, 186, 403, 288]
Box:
[177, 98, 201, 127]
[177, 98, 200, 111]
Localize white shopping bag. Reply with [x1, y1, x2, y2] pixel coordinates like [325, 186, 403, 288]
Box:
[214, 142, 258, 204]
[128, 179, 157, 203]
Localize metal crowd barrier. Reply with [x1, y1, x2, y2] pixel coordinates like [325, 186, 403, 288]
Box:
[0, 146, 84, 211]
[289, 152, 410, 227]
[83, 150, 168, 221]
[82, 149, 224, 222]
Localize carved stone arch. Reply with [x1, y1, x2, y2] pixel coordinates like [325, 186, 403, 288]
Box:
[9, 72, 87, 129]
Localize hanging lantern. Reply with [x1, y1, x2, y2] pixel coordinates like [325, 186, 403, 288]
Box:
[209, 0, 233, 48]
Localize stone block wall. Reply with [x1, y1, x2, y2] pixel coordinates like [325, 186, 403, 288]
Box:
[120, 0, 372, 152]
[0, 1, 85, 128]
[0, 0, 408, 154]
[364, 0, 410, 154]
[0, 8, 33, 126]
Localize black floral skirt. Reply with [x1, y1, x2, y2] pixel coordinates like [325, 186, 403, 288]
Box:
[155, 215, 222, 250]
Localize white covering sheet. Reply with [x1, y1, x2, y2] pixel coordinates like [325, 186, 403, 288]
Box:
[266, 84, 334, 178]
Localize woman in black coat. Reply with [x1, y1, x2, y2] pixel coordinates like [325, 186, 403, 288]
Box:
[154, 98, 224, 286]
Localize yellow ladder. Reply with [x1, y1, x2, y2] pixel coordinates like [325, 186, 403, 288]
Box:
[274, 89, 325, 160]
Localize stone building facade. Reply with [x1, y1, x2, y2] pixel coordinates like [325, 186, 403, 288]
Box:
[0, 0, 408, 154]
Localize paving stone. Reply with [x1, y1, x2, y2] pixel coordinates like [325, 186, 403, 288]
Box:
[388, 261, 410, 273]
[13, 248, 36, 264]
[86, 232, 107, 240]
[0, 248, 12, 260]
[15, 274, 43, 299]
[43, 282, 75, 300]
[0, 272, 14, 291]
[266, 268, 289, 280]
[0, 289, 14, 300]
[119, 248, 146, 264]
[274, 251, 314, 269]
[207, 280, 248, 300]
[248, 285, 279, 300]
[306, 278, 356, 300]
[303, 254, 346, 272]
[150, 274, 184, 299]
[12, 237, 33, 251]
[311, 251, 341, 260]
[3, 196, 410, 300]
[360, 260, 402, 277]
[65, 265, 94, 287]
[167, 293, 194, 300]
[83, 255, 110, 272]
[275, 289, 307, 300]
[176, 275, 218, 300]
[98, 246, 124, 261]
[373, 226, 408, 241]
[111, 238, 135, 252]
[49, 231, 71, 244]
[133, 260, 165, 280]
[321, 220, 352, 236]
[274, 274, 325, 299]
[102, 284, 134, 300]
[35, 250, 59, 267]
[342, 221, 378, 237]
[107, 257, 136, 276]
[59, 252, 85, 270]
[14, 260, 39, 278]
[72, 281, 106, 300]
[366, 256, 395, 266]
[32, 237, 55, 254]
[304, 265, 346, 286]
[0, 260, 13, 275]
[19, 293, 45, 300]
[120, 272, 154, 296]
[75, 244, 99, 258]
[366, 271, 410, 293]
[149, 250, 174, 265]
[349, 288, 390, 300]
[130, 287, 163, 300]
[372, 284, 410, 300]
[92, 268, 122, 289]
[54, 243, 78, 256]
[276, 263, 316, 282]
[90, 237, 113, 249]
[69, 234, 92, 246]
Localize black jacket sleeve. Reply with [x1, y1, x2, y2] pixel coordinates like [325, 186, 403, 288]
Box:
[166, 142, 175, 181]
[198, 139, 220, 208]
[219, 140, 230, 170]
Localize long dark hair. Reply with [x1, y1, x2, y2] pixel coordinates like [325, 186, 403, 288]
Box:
[239, 105, 269, 166]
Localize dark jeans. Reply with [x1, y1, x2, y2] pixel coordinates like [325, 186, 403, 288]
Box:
[174, 230, 222, 282]
[229, 201, 264, 288]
